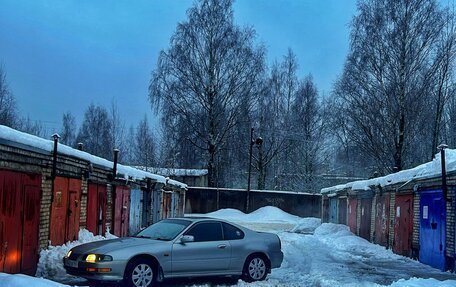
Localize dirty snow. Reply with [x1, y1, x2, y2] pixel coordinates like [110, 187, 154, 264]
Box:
[35, 228, 117, 283]
[2, 206, 456, 287]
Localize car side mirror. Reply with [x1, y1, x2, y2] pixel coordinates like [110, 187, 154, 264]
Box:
[180, 235, 194, 244]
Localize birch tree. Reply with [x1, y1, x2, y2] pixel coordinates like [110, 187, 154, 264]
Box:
[149, 0, 265, 187]
[333, 0, 452, 173]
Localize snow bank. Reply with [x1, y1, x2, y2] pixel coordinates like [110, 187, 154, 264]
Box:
[36, 229, 116, 281]
[0, 273, 70, 287]
[205, 206, 302, 224]
[388, 277, 456, 287]
[290, 217, 321, 234]
[314, 223, 401, 260]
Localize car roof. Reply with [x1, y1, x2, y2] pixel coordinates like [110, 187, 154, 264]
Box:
[168, 217, 228, 223]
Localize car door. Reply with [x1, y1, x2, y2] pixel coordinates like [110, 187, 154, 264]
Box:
[171, 221, 231, 275]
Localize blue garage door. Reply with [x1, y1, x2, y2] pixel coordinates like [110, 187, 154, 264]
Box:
[419, 189, 446, 271]
[129, 189, 143, 235]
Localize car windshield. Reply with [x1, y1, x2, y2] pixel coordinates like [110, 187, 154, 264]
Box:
[135, 219, 191, 241]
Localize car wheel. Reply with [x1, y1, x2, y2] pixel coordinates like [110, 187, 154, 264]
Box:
[242, 255, 268, 282]
[124, 259, 156, 287]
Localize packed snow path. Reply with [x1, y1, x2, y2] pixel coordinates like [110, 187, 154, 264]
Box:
[2, 206, 456, 287]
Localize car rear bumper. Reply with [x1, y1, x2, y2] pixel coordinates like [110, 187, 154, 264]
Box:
[63, 257, 125, 282]
[270, 250, 284, 269]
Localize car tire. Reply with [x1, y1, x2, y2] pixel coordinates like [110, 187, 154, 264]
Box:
[242, 255, 268, 282]
[124, 258, 156, 287]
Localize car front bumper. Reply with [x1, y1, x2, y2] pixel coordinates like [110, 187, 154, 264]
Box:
[63, 257, 126, 282]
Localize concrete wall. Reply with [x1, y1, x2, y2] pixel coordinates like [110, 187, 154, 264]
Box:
[186, 187, 321, 218]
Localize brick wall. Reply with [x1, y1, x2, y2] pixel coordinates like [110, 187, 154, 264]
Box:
[356, 199, 361, 236]
[446, 188, 455, 257]
[388, 192, 396, 248]
[79, 179, 88, 228]
[413, 192, 420, 254]
[106, 184, 113, 232]
[370, 195, 377, 242]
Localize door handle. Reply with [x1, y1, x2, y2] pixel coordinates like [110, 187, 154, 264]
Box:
[218, 244, 227, 249]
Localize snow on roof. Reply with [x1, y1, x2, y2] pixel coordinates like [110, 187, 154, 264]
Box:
[0, 125, 187, 189]
[321, 149, 456, 194]
[135, 167, 208, 177]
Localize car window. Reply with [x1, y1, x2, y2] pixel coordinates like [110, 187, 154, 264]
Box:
[222, 222, 244, 240]
[185, 222, 223, 242]
[136, 219, 191, 240]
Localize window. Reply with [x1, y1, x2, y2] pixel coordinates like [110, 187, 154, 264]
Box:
[223, 222, 244, 240]
[185, 222, 223, 242]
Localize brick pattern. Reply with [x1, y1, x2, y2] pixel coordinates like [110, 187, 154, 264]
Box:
[447, 188, 455, 257]
[39, 170, 52, 249]
[370, 195, 377, 242]
[413, 192, 420, 252]
[388, 192, 396, 248]
[356, 199, 361, 236]
[79, 179, 88, 228]
[106, 184, 113, 233]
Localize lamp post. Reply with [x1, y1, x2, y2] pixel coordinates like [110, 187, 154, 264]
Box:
[246, 128, 263, 213]
[438, 144, 448, 201]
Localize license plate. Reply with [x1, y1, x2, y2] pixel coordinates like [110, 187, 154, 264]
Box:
[66, 259, 78, 268]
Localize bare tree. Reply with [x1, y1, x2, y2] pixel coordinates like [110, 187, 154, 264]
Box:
[0, 66, 18, 127]
[60, 112, 76, 147]
[332, 0, 451, 173]
[149, 0, 265, 187]
[134, 115, 156, 171]
[76, 104, 112, 159]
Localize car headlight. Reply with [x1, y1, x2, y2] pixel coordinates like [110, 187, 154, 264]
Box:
[84, 254, 113, 263]
[66, 250, 72, 258]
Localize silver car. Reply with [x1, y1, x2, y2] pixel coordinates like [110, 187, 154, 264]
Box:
[63, 217, 283, 287]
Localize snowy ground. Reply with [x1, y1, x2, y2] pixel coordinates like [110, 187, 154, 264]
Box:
[2, 206, 456, 287]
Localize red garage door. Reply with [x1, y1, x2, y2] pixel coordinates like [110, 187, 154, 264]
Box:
[0, 170, 41, 275]
[393, 194, 414, 257]
[50, 177, 82, 245]
[374, 193, 390, 247]
[86, 183, 107, 236]
[113, 186, 130, 237]
[347, 197, 357, 234]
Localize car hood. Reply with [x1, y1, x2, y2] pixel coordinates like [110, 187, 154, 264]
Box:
[71, 237, 167, 255]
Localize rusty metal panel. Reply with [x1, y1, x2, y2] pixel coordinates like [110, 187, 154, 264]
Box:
[347, 197, 357, 234]
[113, 186, 129, 237]
[50, 177, 68, 245]
[87, 183, 107, 236]
[65, 178, 81, 242]
[1, 171, 24, 273]
[0, 170, 41, 274]
[393, 194, 414, 257]
[374, 193, 390, 247]
[338, 198, 347, 225]
[20, 180, 41, 275]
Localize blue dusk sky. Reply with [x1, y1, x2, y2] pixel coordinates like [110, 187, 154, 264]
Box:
[0, 0, 357, 134]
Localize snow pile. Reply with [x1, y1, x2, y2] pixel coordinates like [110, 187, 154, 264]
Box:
[314, 223, 402, 261]
[0, 273, 69, 287]
[206, 206, 302, 224]
[36, 229, 116, 281]
[389, 277, 456, 287]
[290, 217, 321, 234]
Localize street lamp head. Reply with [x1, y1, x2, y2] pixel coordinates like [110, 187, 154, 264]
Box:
[438, 143, 448, 150]
[51, 133, 61, 141]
